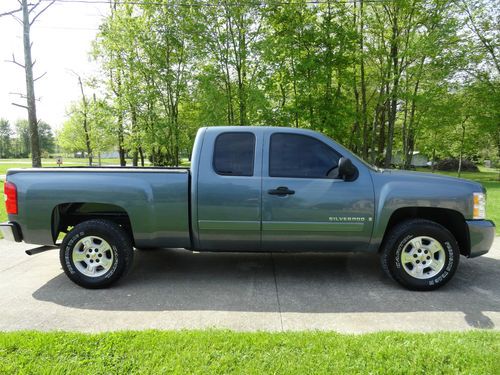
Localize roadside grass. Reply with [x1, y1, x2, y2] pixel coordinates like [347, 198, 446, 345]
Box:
[0, 330, 499, 374]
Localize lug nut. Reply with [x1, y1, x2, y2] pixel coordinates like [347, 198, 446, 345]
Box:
[422, 261, 426, 265]
[98, 254, 102, 257]
[418, 249, 422, 253]
[86, 255, 90, 258]
[427, 256, 430, 260]
[416, 260, 420, 264]
[90, 260, 94, 263]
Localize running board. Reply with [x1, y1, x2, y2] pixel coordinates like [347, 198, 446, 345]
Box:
[25, 245, 59, 256]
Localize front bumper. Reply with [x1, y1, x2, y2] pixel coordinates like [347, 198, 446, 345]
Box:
[0, 222, 23, 242]
[466, 220, 495, 258]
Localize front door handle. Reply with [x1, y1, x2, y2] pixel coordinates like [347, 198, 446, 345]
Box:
[268, 186, 295, 196]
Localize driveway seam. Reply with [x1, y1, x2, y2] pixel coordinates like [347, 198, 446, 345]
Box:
[271, 252, 284, 331]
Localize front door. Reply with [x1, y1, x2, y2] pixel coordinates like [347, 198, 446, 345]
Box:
[261, 131, 374, 252]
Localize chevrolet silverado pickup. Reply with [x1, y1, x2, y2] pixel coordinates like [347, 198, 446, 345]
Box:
[1, 126, 495, 290]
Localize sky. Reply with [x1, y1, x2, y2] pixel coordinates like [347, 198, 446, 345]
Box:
[0, 0, 110, 130]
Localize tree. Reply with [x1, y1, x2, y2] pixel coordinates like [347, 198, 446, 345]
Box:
[0, 119, 13, 158]
[2, 0, 56, 167]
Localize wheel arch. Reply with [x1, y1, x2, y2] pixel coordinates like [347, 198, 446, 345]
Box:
[380, 207, 469, 256]
[52, 202, 134, 245]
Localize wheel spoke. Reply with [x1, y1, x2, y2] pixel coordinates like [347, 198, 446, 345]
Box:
[410, 238, 422, 250]
[86, 263, 96, 275]
[99, 256, 112, 269]
[401, 252, 414, 264]
[82, 238, 93, 250]
[429, 241, 443, 255]
[73, 252, 86, 262]
[412, 265, 424, 277]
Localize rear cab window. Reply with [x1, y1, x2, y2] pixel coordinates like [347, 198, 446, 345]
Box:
[213, 132, 255, 176]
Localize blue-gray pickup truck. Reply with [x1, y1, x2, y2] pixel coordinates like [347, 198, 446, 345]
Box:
[1, 126, 496, 290]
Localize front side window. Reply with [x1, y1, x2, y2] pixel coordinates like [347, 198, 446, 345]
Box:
[269, 133, 340, 178]
[213, 132, 255, 176]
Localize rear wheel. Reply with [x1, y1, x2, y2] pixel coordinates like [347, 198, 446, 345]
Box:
[380, 219, 460, 291]
[60, 219, 134, 289]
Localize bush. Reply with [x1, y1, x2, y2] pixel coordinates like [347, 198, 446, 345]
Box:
[435, 158, 479, 172]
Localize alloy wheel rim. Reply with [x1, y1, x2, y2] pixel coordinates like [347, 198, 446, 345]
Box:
[400, 236, 446, 280]
[72, 236, 114, 278]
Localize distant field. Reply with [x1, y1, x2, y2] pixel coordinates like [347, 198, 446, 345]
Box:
[0, 161, 498, 234]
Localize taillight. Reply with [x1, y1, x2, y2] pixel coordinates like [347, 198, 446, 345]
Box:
[4, 181, 18, 215]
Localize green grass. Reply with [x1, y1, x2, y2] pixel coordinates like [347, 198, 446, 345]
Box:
[0, 330, 498, 374]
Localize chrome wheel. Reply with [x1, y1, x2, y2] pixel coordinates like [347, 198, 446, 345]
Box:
[400, 236, 446, 280]
[72, 236, 114, 278]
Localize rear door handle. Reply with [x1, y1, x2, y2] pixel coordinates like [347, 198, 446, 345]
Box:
[268, 186, 295, 196]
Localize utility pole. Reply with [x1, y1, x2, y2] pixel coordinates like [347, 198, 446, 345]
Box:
[3, 0, 55, 167]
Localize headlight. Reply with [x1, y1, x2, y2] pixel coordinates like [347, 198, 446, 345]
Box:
[473, 192, 486, 219]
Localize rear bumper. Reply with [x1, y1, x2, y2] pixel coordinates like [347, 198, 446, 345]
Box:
[0, 222, 23, 242]
[466, 220, 495, 258]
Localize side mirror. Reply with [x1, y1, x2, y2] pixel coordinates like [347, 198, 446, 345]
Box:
[338, 157, 358, 181]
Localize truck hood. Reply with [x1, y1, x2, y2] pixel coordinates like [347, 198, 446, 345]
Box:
[376, 169, 485, 193]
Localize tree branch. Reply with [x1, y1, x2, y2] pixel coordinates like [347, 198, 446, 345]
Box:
[0, 7, 22, 18]
[6, 54, 25, 68]
[12, 103, 29, 110]
[30, 0, 56, 25]
[33, 71, 47, 82]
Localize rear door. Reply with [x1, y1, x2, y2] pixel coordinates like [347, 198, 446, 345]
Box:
[261, 130, 374, 252]
[196, 128, 263, 251]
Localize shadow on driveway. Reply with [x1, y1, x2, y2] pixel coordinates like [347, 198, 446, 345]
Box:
[33, 249, 500, 328]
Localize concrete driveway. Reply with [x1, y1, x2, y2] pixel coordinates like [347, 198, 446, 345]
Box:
[0, 238, 499, 333]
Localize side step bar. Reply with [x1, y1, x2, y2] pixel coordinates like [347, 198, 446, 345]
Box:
[25, 245, 59, 256]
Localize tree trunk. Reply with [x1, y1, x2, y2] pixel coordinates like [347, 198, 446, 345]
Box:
[76, 76, 92, 166]
[458, 119, 467, 178]
[359, 0, 369, 160]
[384, 9, 400, 169]
[22, 0, 41, 167]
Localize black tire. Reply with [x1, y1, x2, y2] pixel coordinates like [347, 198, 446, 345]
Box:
[60, 219, 134, 289]
[380, 219, 460, 291]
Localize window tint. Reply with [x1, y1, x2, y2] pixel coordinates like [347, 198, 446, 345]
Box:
[269, 133, 340, 178]
[213, 132, 255, 176]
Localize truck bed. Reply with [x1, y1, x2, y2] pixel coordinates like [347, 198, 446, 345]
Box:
[6, 167, 191, 248]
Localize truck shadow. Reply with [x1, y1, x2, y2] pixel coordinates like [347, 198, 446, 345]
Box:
[33, 248, 500, 328]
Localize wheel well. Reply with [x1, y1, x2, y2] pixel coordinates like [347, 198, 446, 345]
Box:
[52, 203, 134, 244]
[382, 207, 470, 256]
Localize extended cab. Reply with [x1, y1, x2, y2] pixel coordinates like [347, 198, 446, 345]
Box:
[1, 126, 495, 290]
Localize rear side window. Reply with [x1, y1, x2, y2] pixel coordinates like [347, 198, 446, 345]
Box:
[269, 133, 340, 178]
[213, 132, 255, 176]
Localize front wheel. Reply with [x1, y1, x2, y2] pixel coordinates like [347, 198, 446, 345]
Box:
[60, 219, 134, 289]
[380, 219, 460, 291]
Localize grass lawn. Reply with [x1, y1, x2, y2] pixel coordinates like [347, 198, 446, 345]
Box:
[0, 330, 498, 374]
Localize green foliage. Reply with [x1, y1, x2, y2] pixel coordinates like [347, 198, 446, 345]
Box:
[0, 119, 12, 158]
[58, 99, 115, 156]
[0, 330, 498, 374]
[53, 0, 500, 168]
